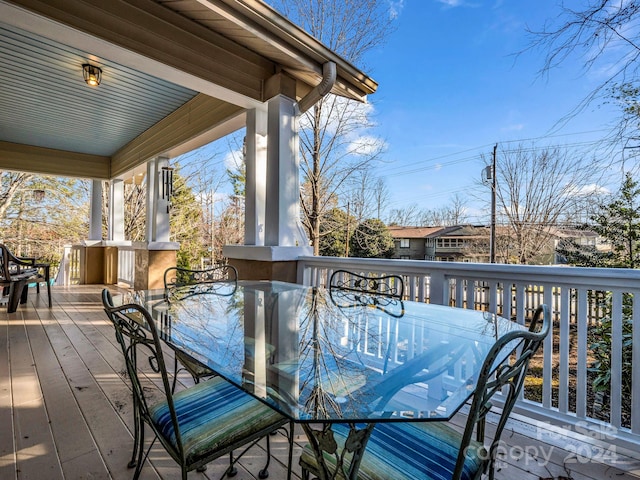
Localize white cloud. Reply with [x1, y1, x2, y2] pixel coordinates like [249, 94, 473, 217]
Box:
[224, 149, 243, 171]
[568, 183, 610, 196]
[347, 135, 388, 156]
[388, 0, 405, 19]
[501, 123, 524, 132]
[436, 0, 478, 7]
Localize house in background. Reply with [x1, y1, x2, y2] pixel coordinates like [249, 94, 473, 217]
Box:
[391, 223, 609, 265]
[388, 226, 443, 260]
[552, 226, 610, 264]
[389, 225, 490, 262]
[425, 225, 491, 262]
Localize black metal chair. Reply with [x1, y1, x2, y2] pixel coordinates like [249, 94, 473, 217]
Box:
[102, 289, 292, 480]
[299, 304, 550, 480]
[0, 243, 51, 312]
[163, 264, 238, 391]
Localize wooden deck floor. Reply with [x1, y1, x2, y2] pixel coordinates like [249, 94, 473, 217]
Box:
[2, 284, 640, 480]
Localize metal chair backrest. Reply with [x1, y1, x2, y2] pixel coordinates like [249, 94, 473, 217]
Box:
[0, 245, 12, 281]
[101, 289, 187, 462]
[329, 269, 404, 299]
[163, 264, 238, 289]
[454, 304, 550, 480]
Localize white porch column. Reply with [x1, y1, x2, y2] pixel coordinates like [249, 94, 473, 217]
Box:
[108, 179, 124, 242]
[146, 156, 171, 243]
[224, 76, 312, 282]
[89, 179, 102, 241]
[264, 94, 309, 247]
[245, 107, 268, 246]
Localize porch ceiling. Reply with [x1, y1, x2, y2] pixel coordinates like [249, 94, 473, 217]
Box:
[0, 0, 377, 181]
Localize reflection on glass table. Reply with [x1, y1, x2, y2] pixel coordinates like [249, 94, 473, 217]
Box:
[122, 280, 528, 480]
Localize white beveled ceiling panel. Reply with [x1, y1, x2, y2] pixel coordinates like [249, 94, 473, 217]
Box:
[0, 21, 198, 157]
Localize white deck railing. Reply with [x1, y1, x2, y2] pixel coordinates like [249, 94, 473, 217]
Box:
[297, 256, 640, 450]
[56, 245, 83, 285]
[117, 245, 135, 287]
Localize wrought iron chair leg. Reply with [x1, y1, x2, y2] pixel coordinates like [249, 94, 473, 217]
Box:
[128, 402, 141, 468]
[226, 451, 238, 477]
[132, 424, 146, 480]
[258, 433, 272, 478]
[287, 421, 294, 480]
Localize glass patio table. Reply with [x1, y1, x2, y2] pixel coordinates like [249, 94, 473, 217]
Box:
[122, 280, 527, 480]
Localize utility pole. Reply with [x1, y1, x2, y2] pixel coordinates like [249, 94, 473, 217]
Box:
[490, 143, 497, 263]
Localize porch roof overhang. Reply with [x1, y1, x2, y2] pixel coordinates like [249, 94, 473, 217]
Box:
[0, 0, 377, 181]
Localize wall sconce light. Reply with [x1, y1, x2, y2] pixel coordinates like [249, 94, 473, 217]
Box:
[82, 64, 102, 86]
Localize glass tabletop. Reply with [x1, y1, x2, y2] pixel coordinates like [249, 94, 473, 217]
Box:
[122, 280, 526, 423]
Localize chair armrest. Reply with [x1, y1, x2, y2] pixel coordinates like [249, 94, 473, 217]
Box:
[5, 249, 36, 267]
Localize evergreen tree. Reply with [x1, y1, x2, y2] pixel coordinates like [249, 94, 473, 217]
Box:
[592, 173, 640, 268]
[170, 169, 207, 269]
[318, 207, 354, 257]
[558, 173, 640, 268]
[349, 218, 395, 259]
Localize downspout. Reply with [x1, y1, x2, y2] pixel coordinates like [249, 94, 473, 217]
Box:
[297, 62, 337, 113]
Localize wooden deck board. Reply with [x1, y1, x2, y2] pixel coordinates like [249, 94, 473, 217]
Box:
[29, 309, 107, 479]
[9, 311, 64, 480]
[2, 284, 640, 480]
[0, 306, 16, 478]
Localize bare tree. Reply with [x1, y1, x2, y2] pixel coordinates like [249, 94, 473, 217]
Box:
[493, 144, 601, 264]
[175, 141, 241, 264]
[1, 174, 89, 265]
[0, 172, 33, 221]
[269, 0, 396, 254]
[342, 170, 389, 222]
[417, 194, 468, 226]
[386, 204, 420, 226]
[528, 1, 640, 142]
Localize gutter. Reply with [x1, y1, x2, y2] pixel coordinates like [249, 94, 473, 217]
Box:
[296, 62, 337, 113]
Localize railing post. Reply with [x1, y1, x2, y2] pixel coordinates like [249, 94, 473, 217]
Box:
[429, 270, 447, 306]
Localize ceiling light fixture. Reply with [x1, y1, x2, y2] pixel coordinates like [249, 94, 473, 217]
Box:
[82, 63, 102, 86]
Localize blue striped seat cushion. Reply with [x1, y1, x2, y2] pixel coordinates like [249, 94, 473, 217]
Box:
[149, 376, 284, 465]
[300, 422, 486, 480]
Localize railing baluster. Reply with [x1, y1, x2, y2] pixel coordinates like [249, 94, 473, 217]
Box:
[417, 274, 426, 303]
[542, 284, 554, 410]
[488, 280, 497, 313]
[559, 287, 570, 414]
[455, 278, 464, 308]
[576, 288, 588, 419]
[407, 273, 416, 301]
[611, 290, 623, 428]
[501, 282, 511, 320]
[633, 292, 640, 434]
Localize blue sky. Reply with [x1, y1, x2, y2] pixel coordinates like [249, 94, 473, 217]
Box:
[361, 0, 621, 219]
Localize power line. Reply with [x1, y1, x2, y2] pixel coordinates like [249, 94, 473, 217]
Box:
[374, 130, 612, 179]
